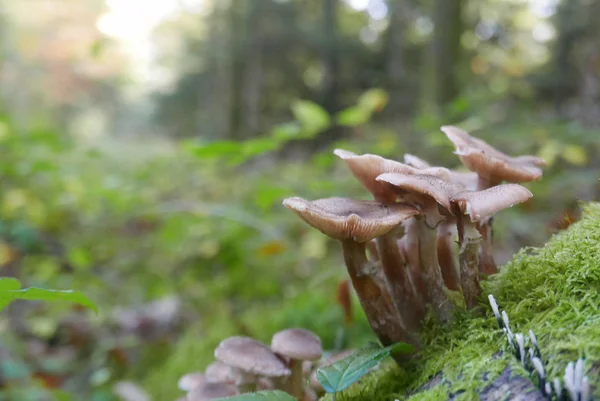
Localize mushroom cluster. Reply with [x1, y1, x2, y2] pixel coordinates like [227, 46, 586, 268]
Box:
[283, 126, 545, 349]
[176, 328, 330, 401]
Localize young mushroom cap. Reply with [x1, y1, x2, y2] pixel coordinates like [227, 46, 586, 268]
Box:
[376, 173, 464, 212]
[204, 361, 237, 384]
[441, 126, 544, 184]
[271, 328, 323, 361]
[334, 149, 451, 202]
[186, 382, 238, 401]
[452, 184, 533, 222]
[178, 372, 206, 391]
[283, 197, 420, 243]
[403, 153, 431, 169]
[214, 336, 291, 378]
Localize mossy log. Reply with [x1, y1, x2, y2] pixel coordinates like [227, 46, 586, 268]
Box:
[323, 203, 600, 401]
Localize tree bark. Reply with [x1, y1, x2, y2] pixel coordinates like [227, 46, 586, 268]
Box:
[430, 0, 463, 110]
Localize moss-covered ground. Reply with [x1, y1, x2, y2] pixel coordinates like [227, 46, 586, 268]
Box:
[323, 202, 600, 401]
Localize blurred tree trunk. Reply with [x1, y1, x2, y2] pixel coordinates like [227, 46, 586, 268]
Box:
[430, 0, 463, 110]
[319, 0, 343, 144]
[241, 0, 266, 136]
[551, 0, 580, 113]
[228, 1, 246, 140]
[386, 0, 406, 90]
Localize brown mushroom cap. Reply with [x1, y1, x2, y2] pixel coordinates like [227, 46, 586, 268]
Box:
[376, 173, 464, 212]
[186, 382, 237, 401]
[403, 154, 431, 169]
[178, 372, 206, 391]
[452, 184, 533, 222]
[334, 149, 451, 202]
[204, 361, 237, 384]
[441, 125, 545, 184]
[283, 197, 420, 243]
[271, 328, 323, 361]
[214, 336, 291, 378]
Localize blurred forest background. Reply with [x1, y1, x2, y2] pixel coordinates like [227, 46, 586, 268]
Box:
[0, 0, 599, 399]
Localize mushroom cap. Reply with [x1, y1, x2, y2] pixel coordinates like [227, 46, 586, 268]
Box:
[178, 372, 206, 391]
[204, 361, 237, 384]
[403, 154, 431, 169]
[334, 149, 451, 202]
[214, 336, 291, 377]
[271, 328, 323, 361]
[376, 173, 464, 211]
[441, 126, 544, 183]
[452, 184, 533, 221]
[448, 170, 479, 191]
[283, 197, 420, 243]
[186, 382, 238, 401]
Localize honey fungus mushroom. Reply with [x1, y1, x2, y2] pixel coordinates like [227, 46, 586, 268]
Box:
[177, 372, 206, 392]
[377, 173, 533, 309]
[214, 336, 291, 392]
[271, 328, 322, 400]
[442, 125, 545, 276]
[186, 381, 238, 401]
[282, 196, 420, 348]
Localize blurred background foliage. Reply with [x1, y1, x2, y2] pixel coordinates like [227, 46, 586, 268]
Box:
[0, 0, 598, 399]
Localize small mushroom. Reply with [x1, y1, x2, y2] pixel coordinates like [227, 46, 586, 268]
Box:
[283, 196, 420, 348]
[214, 336, 291, 392]
[178, 372, 206, 392]
[271, 328, 323, 400]
[186, 382, 238, 401]
[204, 361, 236, 384]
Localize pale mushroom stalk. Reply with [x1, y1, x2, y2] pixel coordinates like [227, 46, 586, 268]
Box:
[342, 239, 418, 347]
[286, 359, 305, 400]
[413, 202, 454, 322]
[375, 227, 424, 331]
[454, 210, 482, 308]
[476, 217, 497, 276]
[437, 221, 461, 291]
[401, 218, 426, 303]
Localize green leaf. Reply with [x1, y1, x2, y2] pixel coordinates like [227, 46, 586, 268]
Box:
[0, 278, 97, 312]
[187, 141, 242, 159]
[215, 390, 297, 401]
[291, 100, 330, 134]
[357, 88, 389, 112]
[316, 342, 413, 393]
[336, 106, 371, 127]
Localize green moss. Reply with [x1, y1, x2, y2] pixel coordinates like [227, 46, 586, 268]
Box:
[323, 202, 600, 401]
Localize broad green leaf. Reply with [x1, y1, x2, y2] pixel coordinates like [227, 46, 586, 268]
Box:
[215, 390, 296, 401]
[271, 122, 302, 141]
[291, 100, 330, 134]
[316, 342, 413, 393]
[187, 141, 242, 159]
[336, 106, 371, 127]
[0, 278, 97, 312]
[562, 145, 588, 166]
[0, 277, 21, 291]
[357, 88, 389, 112]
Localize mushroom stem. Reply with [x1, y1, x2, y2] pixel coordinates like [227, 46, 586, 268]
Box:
[287, 359, 305, 400]
[414, 214, 454, 322]
[376, 230, 424, 331]
[456, 215, 482, 309]
[236, 372, 258, 393]
[477, 218, 498, 275]
[437, 221, 461, 291]
[402, 218, 426, 304]
[341, 240, 417, 348]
